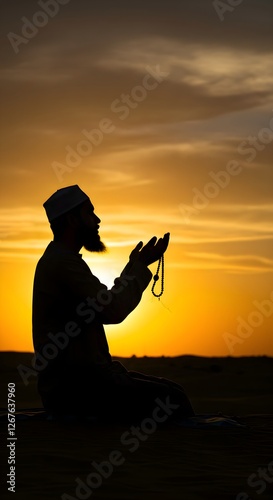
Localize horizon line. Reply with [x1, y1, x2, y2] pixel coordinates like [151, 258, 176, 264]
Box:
[0, 350, 271, 359]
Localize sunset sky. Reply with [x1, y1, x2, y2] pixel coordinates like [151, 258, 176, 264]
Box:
[0, 0, 272, 357]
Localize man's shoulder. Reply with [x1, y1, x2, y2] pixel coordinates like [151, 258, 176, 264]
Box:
[36, 241, 85, 270]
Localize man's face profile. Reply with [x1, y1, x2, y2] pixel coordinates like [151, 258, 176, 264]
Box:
[76, 200, 106, 253]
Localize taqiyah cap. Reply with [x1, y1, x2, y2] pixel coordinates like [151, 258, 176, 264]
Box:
[43, 185, 89, 222]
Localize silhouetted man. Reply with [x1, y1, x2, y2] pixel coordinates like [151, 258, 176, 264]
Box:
[32, 185, 194, 423]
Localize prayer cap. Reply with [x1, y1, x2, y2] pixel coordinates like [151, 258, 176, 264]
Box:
[43, 185, 89, 222]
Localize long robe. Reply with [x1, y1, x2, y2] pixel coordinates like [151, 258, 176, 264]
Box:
[32, 240, 194, 421]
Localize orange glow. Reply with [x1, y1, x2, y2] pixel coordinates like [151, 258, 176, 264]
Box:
[0, 231, 272, 357]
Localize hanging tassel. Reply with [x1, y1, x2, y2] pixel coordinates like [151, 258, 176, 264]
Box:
[151, 254, 164, 299]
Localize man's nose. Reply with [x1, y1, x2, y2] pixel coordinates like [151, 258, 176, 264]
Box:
[95, 214, 101, 224]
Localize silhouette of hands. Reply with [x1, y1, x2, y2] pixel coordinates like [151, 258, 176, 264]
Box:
[129, 233, 170, 266]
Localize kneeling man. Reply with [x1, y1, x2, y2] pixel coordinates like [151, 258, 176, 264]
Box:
[32, 185, 194, 423]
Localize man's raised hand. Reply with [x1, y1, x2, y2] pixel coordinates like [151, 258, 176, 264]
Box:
[129, 233, 170, 266]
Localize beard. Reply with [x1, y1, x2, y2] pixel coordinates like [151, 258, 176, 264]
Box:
[84, 236, 107, 253]
[80, 226, 107, 253]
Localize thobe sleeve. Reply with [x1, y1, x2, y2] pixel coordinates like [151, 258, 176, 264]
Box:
[57, 255, 153, 325]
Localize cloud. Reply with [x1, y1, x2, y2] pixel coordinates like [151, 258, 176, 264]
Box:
[98, 37, 273, 96]
[170, 253, 273, 274]
[83, 167, 154, 191]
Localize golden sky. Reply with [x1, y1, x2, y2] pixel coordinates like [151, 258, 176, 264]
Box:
[0, 0, 272, 356]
